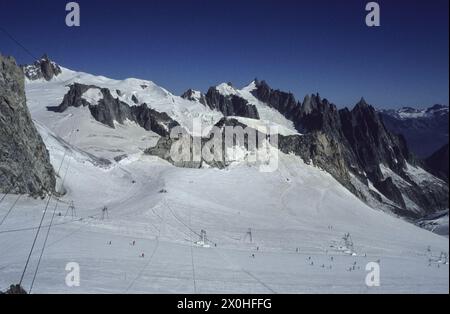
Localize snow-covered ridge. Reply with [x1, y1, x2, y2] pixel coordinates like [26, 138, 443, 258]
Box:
[81, 87, 103, 105]
[24, 59, 448, 219]
[215, 82, 237, 96]
[27, 62, 298, 137]
[214, 80, 298, 135]
[379, 105, 449, 120]
[26, 66, 224, 135]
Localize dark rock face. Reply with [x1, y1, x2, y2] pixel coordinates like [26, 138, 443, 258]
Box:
[300, 95, 343, 134]
[339, 102, 447, 217]
[182, 84, 260, 119]
[251, 80, 448, 217]
[146, 136, 203, 169]
[22, 54, 62, 81]
[339, 99, 411, 182]
[48, 83, 179, 137]
[277, 132, 358, 196]
[130, 103, 179, 137]
[146, 117, 268, 169]
[50, 83, 93, 112]
[379, 105, 449, 158]
[251, 80, 302, 128]
[0, 54, 56, 196]
[373, 178, 406, 209]
[181, 89, 207, 106]
[204, 86, 260, 119]
[425, 143, 449, 183]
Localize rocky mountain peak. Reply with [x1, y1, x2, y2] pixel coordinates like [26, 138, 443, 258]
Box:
[426, 104, 449, 115]
[356, 97, 368, 107]
[253, 79, 270, 89]
[181, 88, 207, 105]
[204, 85, 259, 119]
[49, 83, 179, 137]
[181, 88, 205, 101]
[301, 94, 312, 113]
[353, 98, 377, 116]
[22, 54, 62, 81]
[181, 88, 198, 99]
[250, 80, 448, 216]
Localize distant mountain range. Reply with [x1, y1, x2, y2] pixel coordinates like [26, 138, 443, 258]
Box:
[0, 54, 447, 234]
[11, 55, 446, 224]
[1, 54, 448, 293]
[379, 105, 449, 158]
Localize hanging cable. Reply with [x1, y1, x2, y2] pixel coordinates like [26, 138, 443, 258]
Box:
[0, 194, 22, 227]
[19, 137, 71, 287]
[0, 187, 13, 207]
[28, 199, 60, 293]
[0, 26, 37, 60]
[18, 193, 52, 286]
[29, 155, 73, 293]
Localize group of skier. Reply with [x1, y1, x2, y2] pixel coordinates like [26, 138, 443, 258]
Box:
[106, 239, 145, 258]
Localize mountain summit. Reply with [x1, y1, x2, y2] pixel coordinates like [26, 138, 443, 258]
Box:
[22, 54, 62, 81]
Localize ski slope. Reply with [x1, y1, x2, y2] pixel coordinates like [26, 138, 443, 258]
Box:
[0, 70, 448, 294]
[0, 133, 447, 293]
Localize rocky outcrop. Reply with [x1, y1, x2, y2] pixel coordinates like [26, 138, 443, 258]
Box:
[339, 98, 411, 182]
[130, 104, 179, 137]
[251, 79, 303, 129]
[181, 89, 207, 106]
[48, 83, 179, 137]
[339, 101, 447, 216]
[22, 54, 61, 81]
[251, 80, 448, 217]
[0, 54, 55, 197]
[425, 143, 449, 183]
[204, 85, 260, 119]
[146, 136, 203, 169]
[277, 132, 358, 195]
[145, 117, 268, 169]
[182, 84, 260, 119]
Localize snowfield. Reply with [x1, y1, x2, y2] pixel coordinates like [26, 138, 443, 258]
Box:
[25, 67, 224, 136]
[0, 69, 448, 294]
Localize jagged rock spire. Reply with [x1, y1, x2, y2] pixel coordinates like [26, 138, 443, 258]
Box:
[22, 54, 62, 81]
[356, 97, 368, 107]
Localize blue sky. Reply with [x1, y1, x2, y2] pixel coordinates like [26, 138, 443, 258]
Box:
[0, 0, 448, 108]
